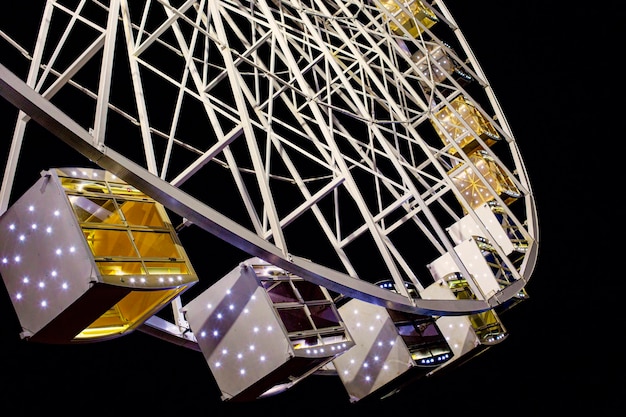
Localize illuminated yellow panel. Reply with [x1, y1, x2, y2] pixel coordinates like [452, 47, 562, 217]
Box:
[97, 260, 191, 285]
[380, 0, 437, 37]
[449, 150, 520, 210]
[84, 229, 136, 257]
[447, 275, 474, 300]
[69, 196, 120, 224]
[433, 95, 500, 155]
[144, 262, 189, 275]
[59, 177, 110, 194]
[132, 230, 181, 258]
[119, 200, 166, 227]
[76, 286, 187, 340]
[69, 198, 165, 227]
[106, 181, 147, 198]
[470, 309, 499, 328]
[96, 261, 145, 276]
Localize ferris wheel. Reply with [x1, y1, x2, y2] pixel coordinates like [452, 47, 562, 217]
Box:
[0, 0, 538, 403]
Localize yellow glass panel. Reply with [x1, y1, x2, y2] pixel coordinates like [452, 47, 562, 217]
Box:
[83, 228, 138, 257]
[449, 150, 521, 210]
[432, 95, 500, 155]
[145, 261, 188, 275]
[132, 231, 181, 258]
[107, 181, 146, 198]
[470, 309, 499, 329]
[380, 0, 437, 37]
[470, 309, 505, 342]
[118, 200, 165, 227]
[447, 279, 473, 300]
[76, 286, 187, 340]
[117, 287, 185, 321]
[59, 177, 110, 194]
[69, 196, 123, 225]
[96, 261, 145, 276]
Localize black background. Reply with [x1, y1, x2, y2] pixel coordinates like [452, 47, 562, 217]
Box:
[0, 2, 619, 416]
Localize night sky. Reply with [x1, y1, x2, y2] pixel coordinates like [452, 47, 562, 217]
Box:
[0, 2, 618, 416]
